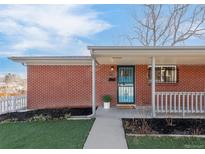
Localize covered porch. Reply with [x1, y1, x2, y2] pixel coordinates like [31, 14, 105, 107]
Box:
[89, 46, 205, 117]
[96, 106, 205, 119]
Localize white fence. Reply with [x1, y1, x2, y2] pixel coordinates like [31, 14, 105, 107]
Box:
[0, 96, 27, 115]
[155, 92, 205, 116]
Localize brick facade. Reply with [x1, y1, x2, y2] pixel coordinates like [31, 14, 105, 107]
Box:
[27, 65, 117, 109]
[136, 65, 205, 105]
[27, 64, 205, 109]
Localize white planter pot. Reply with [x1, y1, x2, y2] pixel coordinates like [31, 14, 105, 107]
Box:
[103, 102, 110, 109]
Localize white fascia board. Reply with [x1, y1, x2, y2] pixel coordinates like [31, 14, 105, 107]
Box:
[88, 46, 205, 57]
[8, 56, 92, 65]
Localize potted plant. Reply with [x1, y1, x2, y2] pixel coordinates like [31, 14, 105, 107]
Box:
[102, 95, 111, 109]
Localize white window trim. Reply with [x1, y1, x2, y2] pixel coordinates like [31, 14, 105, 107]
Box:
[148, 65, 177, 83]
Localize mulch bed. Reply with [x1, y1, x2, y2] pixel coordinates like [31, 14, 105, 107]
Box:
[0, 107, 92, 122]
[122, 118, 205, 135]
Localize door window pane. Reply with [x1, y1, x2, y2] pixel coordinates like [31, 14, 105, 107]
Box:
[118, 67, 133, 83]
[118, 86, 134, 103]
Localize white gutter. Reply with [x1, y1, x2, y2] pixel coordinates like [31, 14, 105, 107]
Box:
[88, 46, 205, 50]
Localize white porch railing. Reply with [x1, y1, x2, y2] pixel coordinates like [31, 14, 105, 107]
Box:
[155, 92, 205, 116]
[0, 96, 27, 115]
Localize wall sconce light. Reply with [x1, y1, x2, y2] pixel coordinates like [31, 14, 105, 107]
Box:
[109, 66, 116, 81]
[110, 66, 114, 71]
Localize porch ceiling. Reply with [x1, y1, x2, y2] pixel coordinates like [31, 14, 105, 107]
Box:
[95, 55, 205, 65]
[89, 46, 205, 65]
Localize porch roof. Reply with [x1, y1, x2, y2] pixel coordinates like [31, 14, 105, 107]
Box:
[88, 46, 205, 65]
[9, 46, 205, 65]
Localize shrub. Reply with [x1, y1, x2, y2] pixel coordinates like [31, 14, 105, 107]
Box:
[28, 114, 52, 122]
[0, 118, 18, 124]
[102, 95, 112, 102]
[64, 113, 71, 120]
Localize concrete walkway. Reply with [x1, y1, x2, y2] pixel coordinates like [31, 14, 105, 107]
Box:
[84, 105, 205, 148]
[84, 107, 129, 149]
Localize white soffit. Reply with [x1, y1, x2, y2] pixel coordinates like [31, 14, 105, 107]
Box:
[91, 49, 205, 56]
[9, 56, 92, 65]
[88, 46, 205, 64]
[95, 56, 205, 65]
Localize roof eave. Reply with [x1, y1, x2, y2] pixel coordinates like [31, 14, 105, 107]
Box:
[88, 46, 205, 57]
[87, 46, 205, 51]
[9, 56, 92, 65]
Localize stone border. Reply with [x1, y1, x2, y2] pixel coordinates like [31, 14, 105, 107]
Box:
[126, 133, 205, 138]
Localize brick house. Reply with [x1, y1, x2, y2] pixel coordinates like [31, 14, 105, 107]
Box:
[10, 46, 205, 117]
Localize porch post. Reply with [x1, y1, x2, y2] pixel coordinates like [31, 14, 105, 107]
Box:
[151, 56, 156, 117]
[92, 57, 96, 116]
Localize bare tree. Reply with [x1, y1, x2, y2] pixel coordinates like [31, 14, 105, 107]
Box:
[128, 5, 205, 46]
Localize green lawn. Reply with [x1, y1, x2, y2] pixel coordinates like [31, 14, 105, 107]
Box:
[126, 136, 205, 149]
[0, 119, 94, 149]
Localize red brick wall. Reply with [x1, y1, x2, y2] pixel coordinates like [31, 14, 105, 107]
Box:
[136, 65, 151, 105]
[96, 65, 117, 106]
[136, 65, 205, 105]
[27, 64, 205, 109]
[27, 65, 117, 109]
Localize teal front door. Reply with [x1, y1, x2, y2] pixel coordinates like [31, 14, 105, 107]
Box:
[117, 66, 135, 104]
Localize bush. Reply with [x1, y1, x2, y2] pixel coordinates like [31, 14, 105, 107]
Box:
[64, 113, 71, 120]
[102, 95, 112, 102]
[28, 114, 52, 122]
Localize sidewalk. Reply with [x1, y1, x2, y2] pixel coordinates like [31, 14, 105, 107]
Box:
[83, 107, 128, 149]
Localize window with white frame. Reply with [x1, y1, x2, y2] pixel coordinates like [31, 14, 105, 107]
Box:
[148, 65, 177, 83]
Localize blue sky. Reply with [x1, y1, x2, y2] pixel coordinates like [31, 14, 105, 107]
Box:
[0, 4, 205, 78]
[0, 4, 135, 77]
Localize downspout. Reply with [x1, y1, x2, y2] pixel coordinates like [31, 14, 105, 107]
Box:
[91, 56, 96, 117]
[71, 50, 96, 119]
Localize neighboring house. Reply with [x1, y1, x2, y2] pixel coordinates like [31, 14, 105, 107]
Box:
[9, 46, 205, 117]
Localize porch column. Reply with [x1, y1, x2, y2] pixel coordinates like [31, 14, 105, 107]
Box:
[151, 56, 156, 117]
[92, 57, 96, 116]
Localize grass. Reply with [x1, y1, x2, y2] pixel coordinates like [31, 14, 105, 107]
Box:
[0, 119, 94, 149]
[126, 136, 205, 149]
